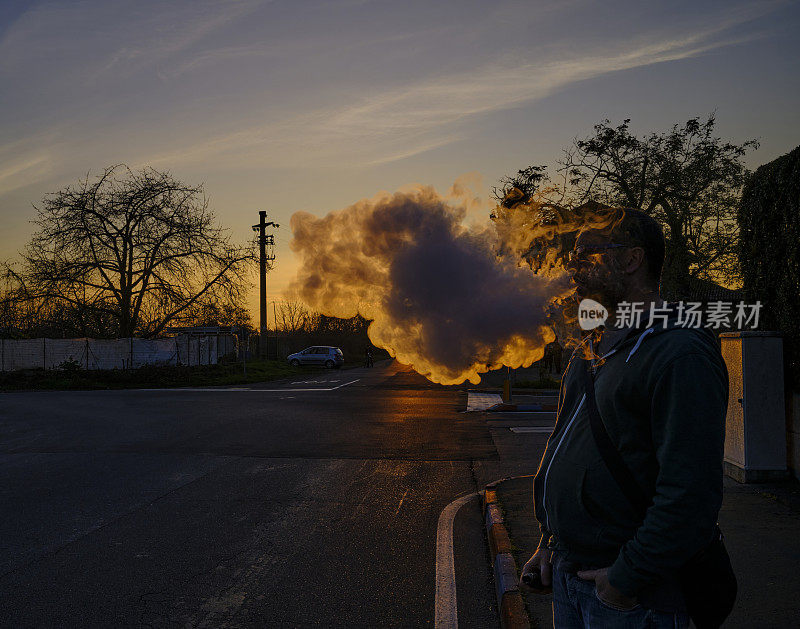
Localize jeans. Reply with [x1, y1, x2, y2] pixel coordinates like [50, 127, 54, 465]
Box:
[552, 558, 690, 628]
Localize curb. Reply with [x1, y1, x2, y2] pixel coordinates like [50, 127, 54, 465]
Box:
[483, 480, 531, 629]
[486, 403, 557, 413]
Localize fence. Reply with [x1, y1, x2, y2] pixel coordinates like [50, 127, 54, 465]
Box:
[0, 334, 237, 371]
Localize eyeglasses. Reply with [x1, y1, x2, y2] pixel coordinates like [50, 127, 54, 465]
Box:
[567, 243, 629, 264]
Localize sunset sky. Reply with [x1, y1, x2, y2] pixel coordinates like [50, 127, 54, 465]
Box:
[1, 0, 799, 324]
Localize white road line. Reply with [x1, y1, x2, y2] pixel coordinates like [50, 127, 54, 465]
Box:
[395, 489, 409, 516]
[138, 379, 361, 393]
[435, 492, 478, 629]
[331, 378, 360, 389]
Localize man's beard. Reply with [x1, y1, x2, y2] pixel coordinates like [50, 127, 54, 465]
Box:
[573, 264, 628, 312]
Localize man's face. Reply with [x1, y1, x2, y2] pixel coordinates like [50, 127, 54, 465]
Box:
[566, 230, 628, 307]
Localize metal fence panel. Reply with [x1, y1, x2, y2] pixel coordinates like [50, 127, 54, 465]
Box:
[131, 338, 178, 368]
[0, 335, 236, 371]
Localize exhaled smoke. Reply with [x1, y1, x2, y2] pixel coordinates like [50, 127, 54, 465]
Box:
[289, 185, 574, 385]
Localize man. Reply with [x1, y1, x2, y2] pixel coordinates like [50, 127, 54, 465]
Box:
[521, 208, 728, 628]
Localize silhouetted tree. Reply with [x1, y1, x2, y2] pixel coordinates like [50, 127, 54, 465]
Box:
[184, 302, 254, 331]
[495, 116, 757, 296]
[13, 165, 254, 337]
[275, 299, 311, 334]
[491, 165, 549, 209]
[561, 115, 757, 295]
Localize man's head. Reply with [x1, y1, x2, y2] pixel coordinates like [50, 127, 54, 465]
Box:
[566, 208, 665, 308]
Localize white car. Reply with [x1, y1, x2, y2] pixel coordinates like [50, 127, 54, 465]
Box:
[287, 346, 344, 368]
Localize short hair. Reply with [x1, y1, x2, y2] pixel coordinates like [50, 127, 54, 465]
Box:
[608, 208, 665, 285]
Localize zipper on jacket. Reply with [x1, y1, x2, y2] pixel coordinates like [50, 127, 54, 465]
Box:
[542, 393, 586, 533]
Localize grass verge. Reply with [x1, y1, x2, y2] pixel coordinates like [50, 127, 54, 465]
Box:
[514, 376, 561, 390]
[0, 359, 328, 391]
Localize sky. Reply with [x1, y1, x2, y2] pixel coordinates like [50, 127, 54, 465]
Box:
[1, 0, 799, 325]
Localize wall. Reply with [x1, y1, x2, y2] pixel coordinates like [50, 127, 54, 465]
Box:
[0, 335, 237, 371]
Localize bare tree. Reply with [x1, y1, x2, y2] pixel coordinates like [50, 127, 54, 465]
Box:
[0, 263, 25, 336]
[183, 301, 254, 331]
[16, 165, 254, 337]
[275, 299, 311, 334]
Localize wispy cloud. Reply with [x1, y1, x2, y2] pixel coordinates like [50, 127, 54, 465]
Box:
[158, 26, 427, 80]
[0, 153, 52, 196]
[140, 17, 766, 170]
[0, 0, 787, 200]
[0, 134, 58, 196]
[99, 0, 268, 81]
[321, 11, 770, 140]
[0, 0, 267, 79]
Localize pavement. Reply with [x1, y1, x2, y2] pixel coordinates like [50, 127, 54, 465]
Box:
[3, 358, 794, 627]
[480, 388, 800, 629]
[0, 361, 505, 627]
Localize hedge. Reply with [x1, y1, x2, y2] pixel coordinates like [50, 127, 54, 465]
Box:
[738, 145, 800, 389]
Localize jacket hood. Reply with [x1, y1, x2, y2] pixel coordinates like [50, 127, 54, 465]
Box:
[590, 301, 716, 366]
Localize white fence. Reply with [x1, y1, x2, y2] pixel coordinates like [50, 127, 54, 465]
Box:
[0, 335, 237, 371]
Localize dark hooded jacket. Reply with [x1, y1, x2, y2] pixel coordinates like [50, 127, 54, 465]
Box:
[533, 308, 728, 603]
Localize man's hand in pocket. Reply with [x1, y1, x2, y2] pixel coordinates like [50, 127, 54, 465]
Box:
[577, 567, 638, 610]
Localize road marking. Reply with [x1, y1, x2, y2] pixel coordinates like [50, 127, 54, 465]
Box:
[138, 379, 360, 393]
[330, 379, 360, 389]
[395, 489, 409, 515]
[435, 492, 478, 629]
[466, 392, 503, 411]
[509, 426, 554, 433]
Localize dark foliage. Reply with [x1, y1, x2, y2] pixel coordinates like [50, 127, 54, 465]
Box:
[493, 117, 757, 299]
[491, 165, 549, 209]
[738, 145, 800, 388]
[277, 313, 388, 363]
[0, 359, 301, 391]
[563, 116, 757, 297]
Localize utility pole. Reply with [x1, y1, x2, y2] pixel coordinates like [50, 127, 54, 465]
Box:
[273, 301, 279, 360]
[252, 211, 278, 359]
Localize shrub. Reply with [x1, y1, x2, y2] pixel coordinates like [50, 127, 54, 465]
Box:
[738, 145, 800, 388]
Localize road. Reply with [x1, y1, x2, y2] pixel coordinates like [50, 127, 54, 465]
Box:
[0, 361, 554, 627]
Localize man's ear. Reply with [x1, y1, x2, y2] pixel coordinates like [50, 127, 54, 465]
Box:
[622, 246, 646, 274]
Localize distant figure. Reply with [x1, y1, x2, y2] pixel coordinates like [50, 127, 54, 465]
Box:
[542, 338, 563, 374]
[550, 338, 564, 374]
[541, 343, 553, 373]
[364, 347, 374, 368]
[541, 339, 563, 374]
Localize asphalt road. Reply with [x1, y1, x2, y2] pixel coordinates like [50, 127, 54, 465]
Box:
[0, 361, 551, 627]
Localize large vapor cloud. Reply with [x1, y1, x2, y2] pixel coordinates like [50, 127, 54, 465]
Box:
[289, 186, 570, 384]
